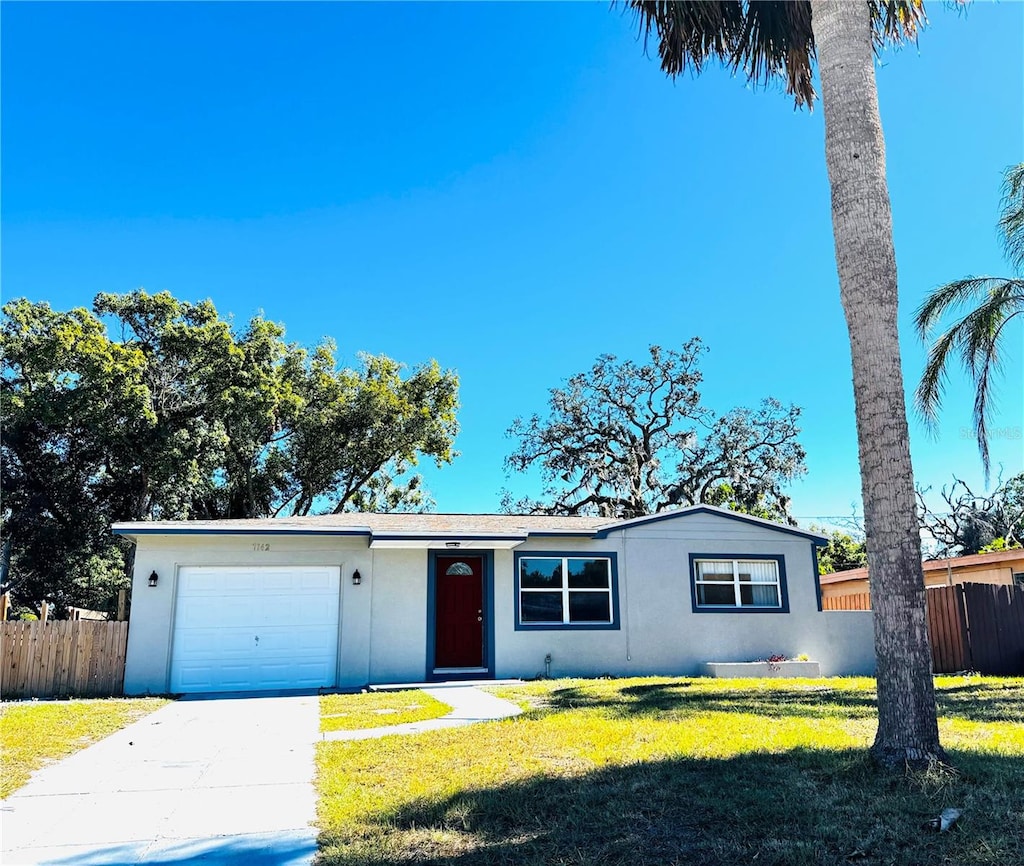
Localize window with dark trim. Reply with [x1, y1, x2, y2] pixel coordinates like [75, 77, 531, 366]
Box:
[691, 556, 787, 611]
[515, 553, 619, 628]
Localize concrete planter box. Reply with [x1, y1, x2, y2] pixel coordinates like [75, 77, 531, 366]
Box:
[702, 660, 821, 679]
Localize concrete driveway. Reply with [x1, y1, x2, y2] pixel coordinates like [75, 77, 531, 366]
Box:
[1, 693, 320, 866]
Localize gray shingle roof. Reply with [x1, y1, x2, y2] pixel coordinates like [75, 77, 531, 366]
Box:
[111, 506, 828, 543]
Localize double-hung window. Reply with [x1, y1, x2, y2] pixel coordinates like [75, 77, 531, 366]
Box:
[517, 554, 617, 628]
[691, 556, 786, 611]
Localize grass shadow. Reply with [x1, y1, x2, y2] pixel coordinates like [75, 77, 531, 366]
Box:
[935, 680, 1024, 723]
[318, 747, 1024, 866]
[539, 681, 879, 721]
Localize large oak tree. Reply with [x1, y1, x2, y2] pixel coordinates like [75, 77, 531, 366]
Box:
[1, 290, 459, 614]
[505, 340, 805, 520]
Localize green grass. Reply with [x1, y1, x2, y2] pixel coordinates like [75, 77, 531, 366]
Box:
[315, 675, 1024, 866]
[0, 697, 169, 798]
[321, 689, 451, 732]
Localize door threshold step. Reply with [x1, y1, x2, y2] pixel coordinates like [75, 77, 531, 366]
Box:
[433, 667, 488, 674]
[370, 678, 522, 692]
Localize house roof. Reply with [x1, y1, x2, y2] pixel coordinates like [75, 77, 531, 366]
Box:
[819, 548, 1024, 585]
[112, 504, 828, 544]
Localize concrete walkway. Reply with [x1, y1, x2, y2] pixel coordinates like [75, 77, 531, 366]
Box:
[322, 684, 522, 741]
[1, 693, 321, 866]
[1, 686, 521, 865]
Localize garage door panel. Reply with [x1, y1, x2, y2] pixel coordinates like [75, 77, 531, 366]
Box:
[170, 566, 341, 693]
[273, 597, 338, 627]
[296, 625, 337, 649]
[296, 570, 338, 591]
[174, 628, 256, 658]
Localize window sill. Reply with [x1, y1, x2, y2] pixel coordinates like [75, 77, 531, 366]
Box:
[514, 621, 620, 631]
[693, 606, 788, 614]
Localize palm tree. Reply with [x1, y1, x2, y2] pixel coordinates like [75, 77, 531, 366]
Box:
[915, 163, 1024, 479]
[625, 0, 944, 766]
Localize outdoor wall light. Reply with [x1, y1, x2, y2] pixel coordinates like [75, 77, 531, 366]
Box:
[445, 541, 461, 548]
[352, 569, 362, 586]
[148, 571, 159, 588]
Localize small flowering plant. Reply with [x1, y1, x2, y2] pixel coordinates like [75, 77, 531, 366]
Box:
[760, 653, 811, 671]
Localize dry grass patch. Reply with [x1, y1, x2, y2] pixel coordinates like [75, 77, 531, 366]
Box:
[320, 689, 451, 732]
[315, 676, 1024, 866]
[0, 697, 169, 798]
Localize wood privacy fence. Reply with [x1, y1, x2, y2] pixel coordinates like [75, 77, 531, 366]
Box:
[821, 593, 872, 611]
[823, 582, 1024, 674]
[0, 620, 129, 699]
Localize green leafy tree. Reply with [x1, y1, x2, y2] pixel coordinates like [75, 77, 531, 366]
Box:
[505, 340, 805, 520]
[1, 299, 151, 615]
[1, 291, 459, 615]
[915, 163, 1024, 479]
[814, 527, 868, 575]
[623, 0, 942, 766]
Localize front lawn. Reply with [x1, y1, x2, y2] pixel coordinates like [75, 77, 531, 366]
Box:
[0, 697, 169, 798]
[321, 689, 451, 733]
[315, 675, 1024, 866]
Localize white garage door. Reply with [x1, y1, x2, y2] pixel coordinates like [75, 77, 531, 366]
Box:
[170, 566, 341, 693]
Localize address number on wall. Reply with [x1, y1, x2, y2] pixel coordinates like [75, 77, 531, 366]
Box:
[252, 543, 271, 551]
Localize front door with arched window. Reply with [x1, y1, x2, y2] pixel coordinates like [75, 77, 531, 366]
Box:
[434, 556, 484, 669]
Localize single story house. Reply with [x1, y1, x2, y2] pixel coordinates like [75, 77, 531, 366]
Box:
[820, 548, 1024, 600]
[114, 505, 875, 695]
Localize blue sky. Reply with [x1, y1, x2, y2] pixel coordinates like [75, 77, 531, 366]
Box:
[3, 1, 1022, 528]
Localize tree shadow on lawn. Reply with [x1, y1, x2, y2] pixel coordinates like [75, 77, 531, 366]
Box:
[318, 748, 1023, 866]
[934, 681, 1024, 723]
[541, 682, 879, 721]
[534, 681, 1024, 725]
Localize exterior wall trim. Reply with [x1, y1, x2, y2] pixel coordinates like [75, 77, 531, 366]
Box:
[425, 550, 496, 681]
[114, 527, 370, 538]
[596, 506, 828, 543]
[688, 553, 791, 614]
[513, 550, 621, 631]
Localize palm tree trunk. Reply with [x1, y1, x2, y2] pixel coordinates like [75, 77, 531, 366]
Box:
[810, 0, 945, 767]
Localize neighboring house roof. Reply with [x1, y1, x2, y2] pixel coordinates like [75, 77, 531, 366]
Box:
[112, 504, 828, 544]
[820, 548, 1024, 585]
[67, 607, 107, 621]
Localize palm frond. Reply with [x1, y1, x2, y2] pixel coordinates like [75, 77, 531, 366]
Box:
[914, 276, 1003, 339]
[627, 2, 744, 78]
[624, 1, 924, 107]
[915, 322, 961, 428]
[868, 1, 926, 50]
[999, 162, 1024, 274]
[914, 276, 1024, 479]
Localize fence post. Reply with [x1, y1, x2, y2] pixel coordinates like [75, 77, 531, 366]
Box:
[0, 592, 9, 622]
[117, 589, 127, 622]
[40, 601, 49, 624]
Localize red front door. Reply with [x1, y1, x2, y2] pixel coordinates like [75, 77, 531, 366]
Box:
[435, 556, 483, 668]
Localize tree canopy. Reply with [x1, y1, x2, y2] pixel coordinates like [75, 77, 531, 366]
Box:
[815, 528, 868, 575]
[504, 340, 805, 521]
[1, 291, 459, 614]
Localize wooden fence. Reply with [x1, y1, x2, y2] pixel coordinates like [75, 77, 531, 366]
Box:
[954, 583, 1024, 675]
[822, 582, 1024, 675]
[822, 593, 871, 611]
[0, 620, 129, 699]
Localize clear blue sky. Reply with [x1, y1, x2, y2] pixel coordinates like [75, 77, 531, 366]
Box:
[3, 1, 1022, 528]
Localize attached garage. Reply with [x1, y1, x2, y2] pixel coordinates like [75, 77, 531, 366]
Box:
[169, 565, 341, 693]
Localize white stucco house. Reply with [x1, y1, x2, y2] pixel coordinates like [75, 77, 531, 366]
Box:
[113, 505, 875, 695]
